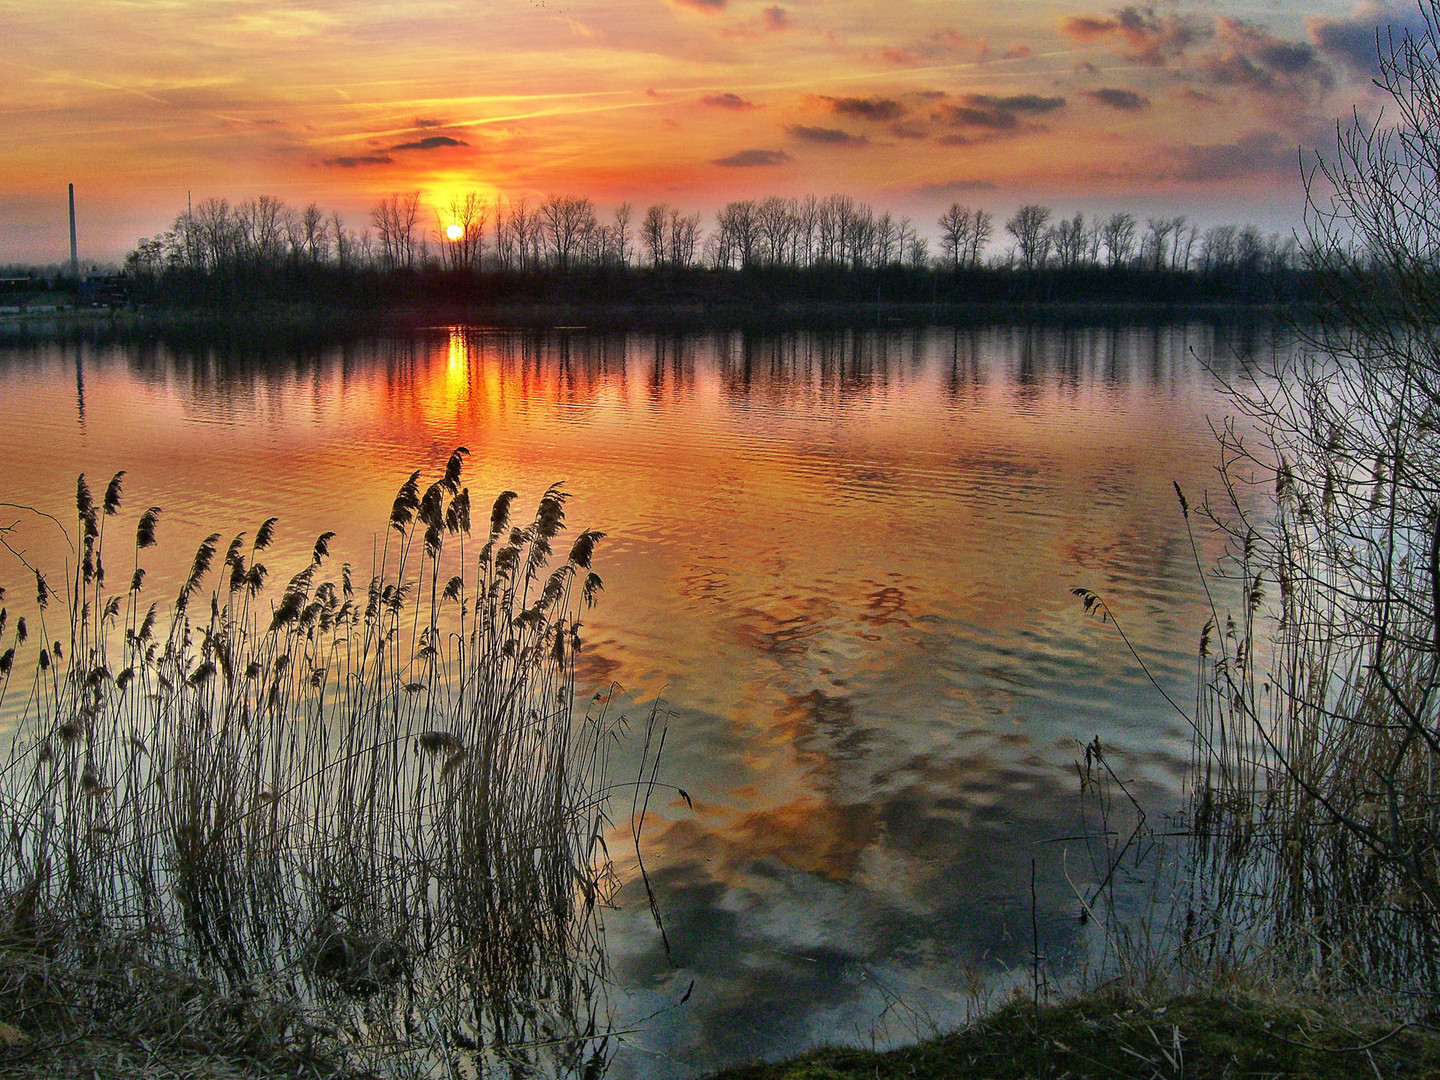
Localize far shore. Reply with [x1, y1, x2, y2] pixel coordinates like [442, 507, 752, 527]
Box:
[0, 295, 1303, 345]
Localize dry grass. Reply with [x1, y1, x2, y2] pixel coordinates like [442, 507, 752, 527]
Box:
[0, 454, 640, 1078]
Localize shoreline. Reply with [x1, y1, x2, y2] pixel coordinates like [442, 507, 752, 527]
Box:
[0, 297, 1300, 344]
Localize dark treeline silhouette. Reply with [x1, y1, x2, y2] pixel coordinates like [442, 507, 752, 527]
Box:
[119, 191, 1313, 319]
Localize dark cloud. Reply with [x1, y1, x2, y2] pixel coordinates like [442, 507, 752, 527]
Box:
[1165, 129, 1297, 181]
[712, 148, 792, 167]
[938, 92, 1065, 132]
[890, 121, 931, 140]
[702, 92, 758, 109]
[761, 5, 788, 30]
[321, 154, 393, 168]
[669, 0, 726, 10]
[823, 95, 907, 122]
[1059, 6, 1200, 66]
[787, 124, 868, 145]
[1198, 18, 1334, 98]
[971, 93, 1066, 113]
[414, 117, 443, 129]
[1309, 2, 1431, 78]
[390, 135, 468, 151]
[1083, 87, 1150, 110]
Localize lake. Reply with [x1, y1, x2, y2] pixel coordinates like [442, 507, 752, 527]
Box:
[0, 321, 1280, 1076]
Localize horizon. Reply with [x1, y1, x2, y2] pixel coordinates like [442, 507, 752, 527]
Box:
[1, 0, 1417, 265]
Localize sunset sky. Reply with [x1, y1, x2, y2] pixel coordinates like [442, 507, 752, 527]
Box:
[0, 0, 1418, 264]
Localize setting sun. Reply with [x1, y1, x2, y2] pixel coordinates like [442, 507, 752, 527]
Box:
[445, 223, 465, 241]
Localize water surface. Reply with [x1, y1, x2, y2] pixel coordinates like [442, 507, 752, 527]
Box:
[0, 323, 1278, 1076]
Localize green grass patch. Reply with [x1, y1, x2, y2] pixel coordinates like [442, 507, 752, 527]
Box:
[711, 989, 1440, 1080]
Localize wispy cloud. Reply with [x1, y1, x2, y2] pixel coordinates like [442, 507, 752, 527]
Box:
[702, 92, 758, 109]
[321, 153, 393, 168]
[1164, 129, 1296, 180]
[914, 177, 998, 196]
[761, 5, 789, 31]
[787, 125, 867, 145]
[1058, 6, 1200, 66]
[712, 148, 791, 166]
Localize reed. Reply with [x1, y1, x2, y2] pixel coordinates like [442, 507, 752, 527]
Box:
[1177, 461, 1440, 1002]
[0, 453, 631, 1077]
[1072, 473, 1440, 1010]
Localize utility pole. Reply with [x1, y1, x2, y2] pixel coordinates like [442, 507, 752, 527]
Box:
[68, 183, 79, 278]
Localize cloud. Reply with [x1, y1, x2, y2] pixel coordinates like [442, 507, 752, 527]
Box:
[1083, 87, 1150, 110]
[1309, 2, 1431, 78]
[390, 135, 468, 151]
[668, 0, 726, 10]
[938, 92, 1065, 131]
[787, 124, 867, 145]
[702, 92, 758, 109]
[761, 5, 789, 30]
[1058, 6, 1200, 66]
[890, 122, 931, 140]
[823, 96, 907, 122]
[1165, 129, 1297, 180]
[414, 117, 443, 129]
[914, 178, 998, 196]
[1197, 18, 1335, 98]
[712, 148, 791, 166]
[321, 154, 393, 168]
[1174, 86, 1221, 106]
[881, 28, 1009, 66]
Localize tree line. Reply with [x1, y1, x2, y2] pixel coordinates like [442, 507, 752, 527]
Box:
[125, 190, 1299, 281]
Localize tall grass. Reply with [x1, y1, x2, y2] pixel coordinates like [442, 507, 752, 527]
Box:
[1179, 463, 1440, 1002]
[1073, 471, 1440, 1010]
[0, 453, 632, 1076]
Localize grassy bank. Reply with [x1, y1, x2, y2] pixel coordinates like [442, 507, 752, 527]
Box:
[710, 988, 1440, 1080]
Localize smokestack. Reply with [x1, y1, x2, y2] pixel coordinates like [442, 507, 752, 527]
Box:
[68, 183, 79, 278]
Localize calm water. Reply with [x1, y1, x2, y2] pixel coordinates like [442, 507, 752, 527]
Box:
[0, 323, 1279, 1075]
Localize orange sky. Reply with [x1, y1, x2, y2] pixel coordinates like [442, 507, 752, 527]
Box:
[0, 0, 1415, 264]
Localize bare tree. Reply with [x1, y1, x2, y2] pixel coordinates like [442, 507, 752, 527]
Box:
[540, 194, 596, 272]
[668, 208, 702, 268]
[1005, 204, 1052, 269]
[938, 203, 970, 271]
[438, 192, 487, 272]
[1050, 212, 1087, 269]
[371, 191, 421, 270]
[756, 196, 795, 267]
[611, 203, 633, 267]
[1101, 212, 1137, 269]
[715, 200, 761, 269]
[641, 204, 669, 267]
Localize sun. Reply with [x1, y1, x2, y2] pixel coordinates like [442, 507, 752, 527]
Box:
[445, 223, 465, 241]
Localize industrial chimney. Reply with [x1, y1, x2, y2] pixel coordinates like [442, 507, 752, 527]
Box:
[68, 183, 79, 278]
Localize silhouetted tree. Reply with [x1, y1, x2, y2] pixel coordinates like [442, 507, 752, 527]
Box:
[1006, 204, 1052, 269]
[1101, 212, 1137, 269]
